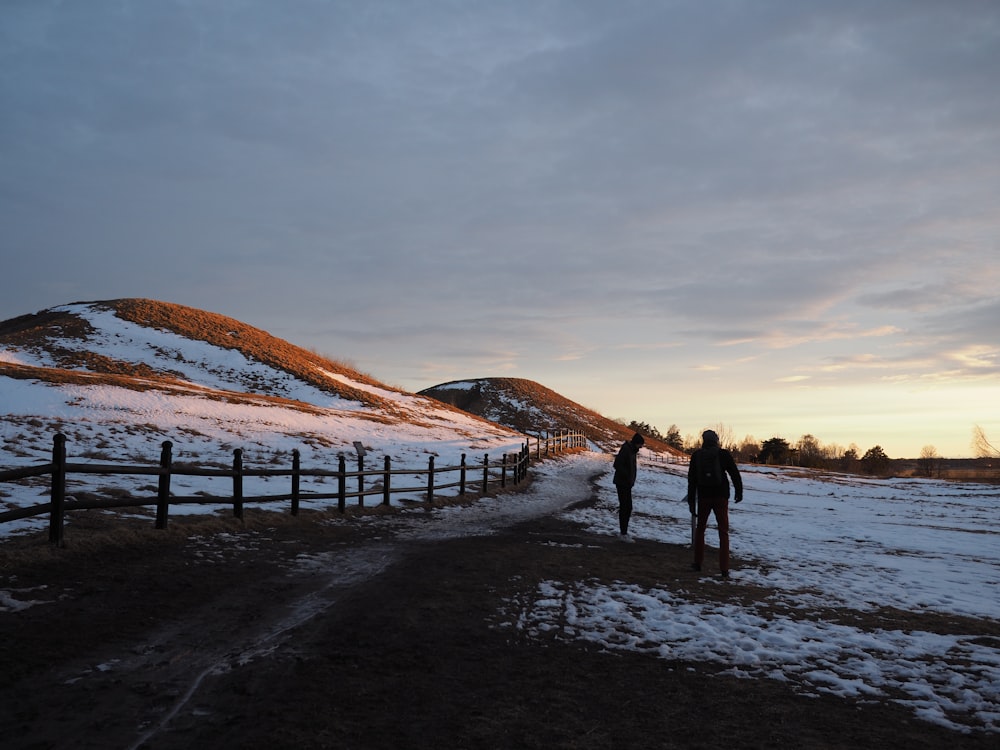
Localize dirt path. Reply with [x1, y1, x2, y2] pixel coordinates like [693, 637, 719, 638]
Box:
[1, 469, 996, 749]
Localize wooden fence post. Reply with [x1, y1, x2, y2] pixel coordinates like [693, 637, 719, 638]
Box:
[357, 453, 365, 508]
[338, 455, 347, 513]
[232, 448, 244, 520]
[48, 433, 67, 546]
[382, 456, 391, 506]
[482, 453, 489, 494]
[155, 440, 172, 529]
[426, 455, 435, 504]
[501, 454, 508, 488]
[459, 453, 467, 496]
[291, 449, 301, 516]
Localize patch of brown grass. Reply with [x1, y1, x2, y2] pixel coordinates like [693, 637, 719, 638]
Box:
[0, 307, 93, 343]
[0, 299, 411, 412]
[107, 298, 395, 408]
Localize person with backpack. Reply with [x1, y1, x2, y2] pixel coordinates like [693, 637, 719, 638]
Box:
[613, 432, 645, 541]
[687, 429, 743, 577]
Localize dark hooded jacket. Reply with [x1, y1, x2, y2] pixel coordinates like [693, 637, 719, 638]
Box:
[687, 431, 743, 503]
[613, 435, 643, 487]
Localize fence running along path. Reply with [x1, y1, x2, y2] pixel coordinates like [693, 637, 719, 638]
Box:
[0, 430, 588, 545]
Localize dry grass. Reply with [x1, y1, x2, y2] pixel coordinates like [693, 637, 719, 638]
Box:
[110, 298, 401, 407]
[0, 298, 397, 410]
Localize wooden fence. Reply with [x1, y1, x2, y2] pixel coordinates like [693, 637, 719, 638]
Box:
[0, 430, 588, 545]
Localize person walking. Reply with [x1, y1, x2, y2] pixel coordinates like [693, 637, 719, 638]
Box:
[613, 432, 645, 541]
[687, 429, 743, 577]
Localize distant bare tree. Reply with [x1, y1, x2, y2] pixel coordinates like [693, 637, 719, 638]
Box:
[706, 423, 735, 450]
[822, 442, 843, 462]
[682, 433, 701, 454]
[735, 435, 760, 463]
[796, 434, 824, 468]
[917, 445, 939, 477]
[972, 425, 1000, 458]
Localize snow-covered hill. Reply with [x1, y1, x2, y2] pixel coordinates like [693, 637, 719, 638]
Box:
[420, 377, 685, 456]
[0, 299, 531, 531]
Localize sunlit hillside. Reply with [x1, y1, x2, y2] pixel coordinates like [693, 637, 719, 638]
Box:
[0, 300, 529, 512]
[420, 377, 686, 457]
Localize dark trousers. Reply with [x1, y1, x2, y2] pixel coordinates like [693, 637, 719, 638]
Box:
[694, 493, 730, 572]
[616, 484, 633, 535]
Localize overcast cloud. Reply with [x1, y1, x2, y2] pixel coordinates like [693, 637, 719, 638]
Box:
[2, 1, 998, 456]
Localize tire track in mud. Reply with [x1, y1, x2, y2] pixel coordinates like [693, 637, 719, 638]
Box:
[126, 542, 401, 750]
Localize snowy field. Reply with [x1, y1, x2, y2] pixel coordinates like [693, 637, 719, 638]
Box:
[1, 440, 998, 734]
[502, 452, 1000, 736]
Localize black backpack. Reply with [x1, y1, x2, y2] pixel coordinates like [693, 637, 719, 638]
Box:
[697, 447, 725, 491]
[613, 442, 628, 472]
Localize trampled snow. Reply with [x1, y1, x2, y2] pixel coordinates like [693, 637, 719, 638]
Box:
[493, 453, 1000, 736]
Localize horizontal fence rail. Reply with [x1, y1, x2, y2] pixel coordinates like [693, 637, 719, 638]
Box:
[0, 430, 588, 545]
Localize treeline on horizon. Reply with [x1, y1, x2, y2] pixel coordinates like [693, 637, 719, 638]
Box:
[625, 421, 999, 478]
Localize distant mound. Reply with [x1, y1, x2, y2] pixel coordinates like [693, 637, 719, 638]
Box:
[419, 378, 684, 456]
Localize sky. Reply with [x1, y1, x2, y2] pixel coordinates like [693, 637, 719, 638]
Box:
[2, 1, 999, 458]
